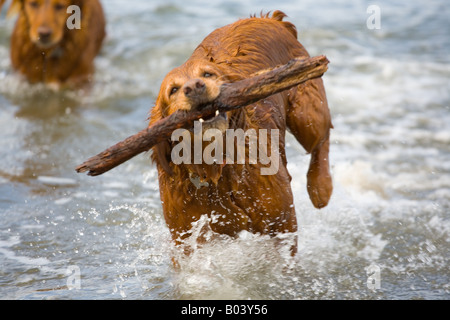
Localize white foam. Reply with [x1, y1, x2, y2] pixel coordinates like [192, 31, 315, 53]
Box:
[37, 176, 78, 187]
[333, 160, 387, 199]
[0, 236, 51, 267]
[54, 197, 73, 205]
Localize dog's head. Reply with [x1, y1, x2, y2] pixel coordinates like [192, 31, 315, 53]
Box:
[10, 0, 77, 49]
[150, 58, 244, 183]
[154, 58, 230, 129]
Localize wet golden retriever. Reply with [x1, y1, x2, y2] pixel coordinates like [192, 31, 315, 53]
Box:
[150, 11, 333, 255]
[0, 0, 105, 88]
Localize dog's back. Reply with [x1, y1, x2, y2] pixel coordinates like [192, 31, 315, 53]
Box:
[189, 11, 333, 209]
[191, 11, 308, 77]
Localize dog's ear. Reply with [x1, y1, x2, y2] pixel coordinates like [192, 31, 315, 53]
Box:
[153, 140, 173, 176]
[149, 102, 173, 176]
[0, 0, 22, 18]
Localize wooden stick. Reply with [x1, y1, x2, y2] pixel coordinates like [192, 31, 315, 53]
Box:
[76, 55, 329, 176]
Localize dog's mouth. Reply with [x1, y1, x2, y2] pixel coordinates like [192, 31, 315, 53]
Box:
[178, 109, 229, 186]
[30, 30, 62, 49]
[191, 109, 229, 132]
[35, 39, 57, 49]
[200, 109, 227, 123]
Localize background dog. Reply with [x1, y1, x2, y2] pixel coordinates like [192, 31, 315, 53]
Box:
[150, 11, 333, 255]
[0, 0, 106, 89]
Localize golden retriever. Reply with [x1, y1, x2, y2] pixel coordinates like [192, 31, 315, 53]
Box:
[151, 11, 334, 255]
[0, 0, 105, 88]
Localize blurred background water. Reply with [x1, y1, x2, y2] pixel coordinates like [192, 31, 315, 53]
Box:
[0, 0, 448, 299]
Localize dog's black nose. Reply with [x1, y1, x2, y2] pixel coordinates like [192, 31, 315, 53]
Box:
[183, 79, 206, 96]
[37, 26, 53, 42]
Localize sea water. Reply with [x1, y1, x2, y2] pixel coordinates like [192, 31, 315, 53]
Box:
[0, 0, 448, 299]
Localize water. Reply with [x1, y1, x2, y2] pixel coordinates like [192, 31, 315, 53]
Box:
[0, 0, 449, 300]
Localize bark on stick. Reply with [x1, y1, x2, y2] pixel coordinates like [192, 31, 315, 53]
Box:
[76, 55, 329, 176]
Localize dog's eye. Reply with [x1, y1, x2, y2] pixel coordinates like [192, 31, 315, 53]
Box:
[54, 3, 65, 11]
[203, 72, 215, 78]
[169, 87, 179, 96]
[28, 1, 39, 8]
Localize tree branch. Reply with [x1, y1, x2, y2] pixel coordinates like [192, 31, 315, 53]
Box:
[76, 55, 329, 176]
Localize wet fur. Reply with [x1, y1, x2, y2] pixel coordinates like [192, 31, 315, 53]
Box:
[149, 11, 333, 254]
[1, 0, 106, 88]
